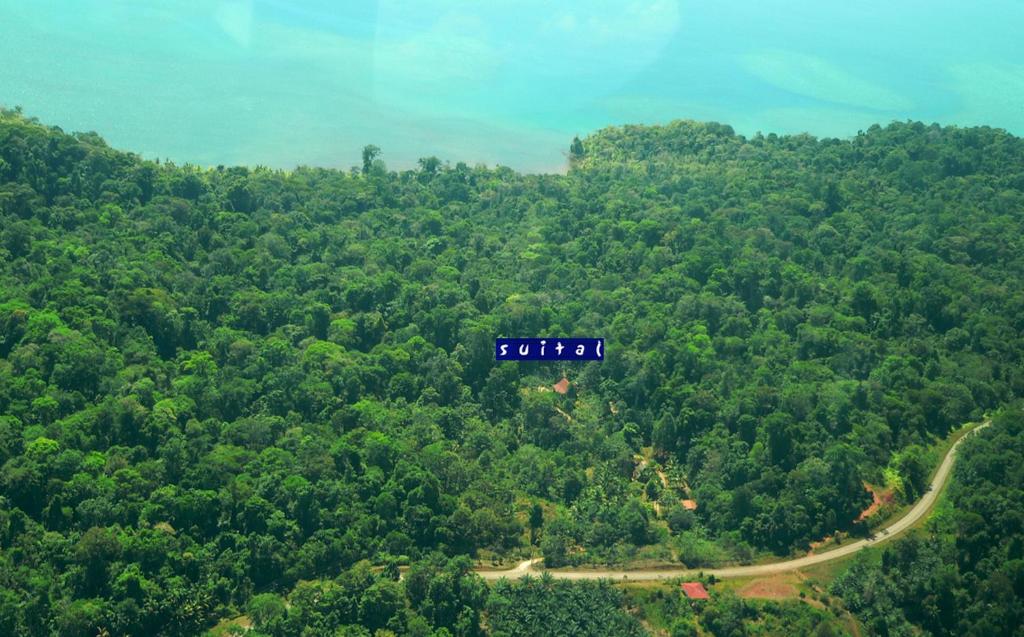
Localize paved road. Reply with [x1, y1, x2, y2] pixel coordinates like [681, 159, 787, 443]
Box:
[477, 423, 988, 582]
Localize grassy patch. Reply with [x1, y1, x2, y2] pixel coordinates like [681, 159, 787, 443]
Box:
[205, 615, 252, 636]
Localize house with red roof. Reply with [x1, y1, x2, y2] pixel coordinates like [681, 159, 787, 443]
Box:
[680, 582, 709, 600]
[552, 377, 571, 394]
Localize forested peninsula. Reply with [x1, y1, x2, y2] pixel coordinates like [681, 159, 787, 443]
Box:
[2, 109, 1023, 635]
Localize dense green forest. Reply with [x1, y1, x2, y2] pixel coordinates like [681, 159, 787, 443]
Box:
[831, 407, 1024, 636]
[486, 577, 646, 637]
[2, 107, 1024, 635]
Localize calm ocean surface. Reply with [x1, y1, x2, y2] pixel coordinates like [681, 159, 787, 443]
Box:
[1, 1, 1021, 172]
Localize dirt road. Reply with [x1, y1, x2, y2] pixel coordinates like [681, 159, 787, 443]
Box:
[477, 423, 988, 582]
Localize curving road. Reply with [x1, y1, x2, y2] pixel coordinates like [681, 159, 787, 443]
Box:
[477, 423, 988, 582]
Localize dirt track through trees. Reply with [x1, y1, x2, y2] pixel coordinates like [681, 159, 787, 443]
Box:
[477, 423, 988, 582]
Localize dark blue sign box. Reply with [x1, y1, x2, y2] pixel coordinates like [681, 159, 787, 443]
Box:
[495, 338, 604, 361]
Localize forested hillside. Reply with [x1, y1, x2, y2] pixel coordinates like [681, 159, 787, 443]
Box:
[2, 108, 1024, 635]
[832, 407, 1024, 636]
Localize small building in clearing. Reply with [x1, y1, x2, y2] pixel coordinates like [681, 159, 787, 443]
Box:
[680, 582, 709, 600]
[681, 499, 698, 511]
[552, 377, 571, 394]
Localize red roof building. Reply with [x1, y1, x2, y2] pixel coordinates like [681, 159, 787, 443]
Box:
[552, 377, 570, 394]
[681, 499, 698, 510]
[680, 582, 710, 599]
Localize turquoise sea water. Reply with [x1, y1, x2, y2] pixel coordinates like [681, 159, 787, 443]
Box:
[2, 1, 1021, 172]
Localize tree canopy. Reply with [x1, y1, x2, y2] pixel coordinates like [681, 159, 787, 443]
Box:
[2, 108, 1024, 634]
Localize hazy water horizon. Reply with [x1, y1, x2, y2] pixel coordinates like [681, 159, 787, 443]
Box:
[2, 1, 1021, 173]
